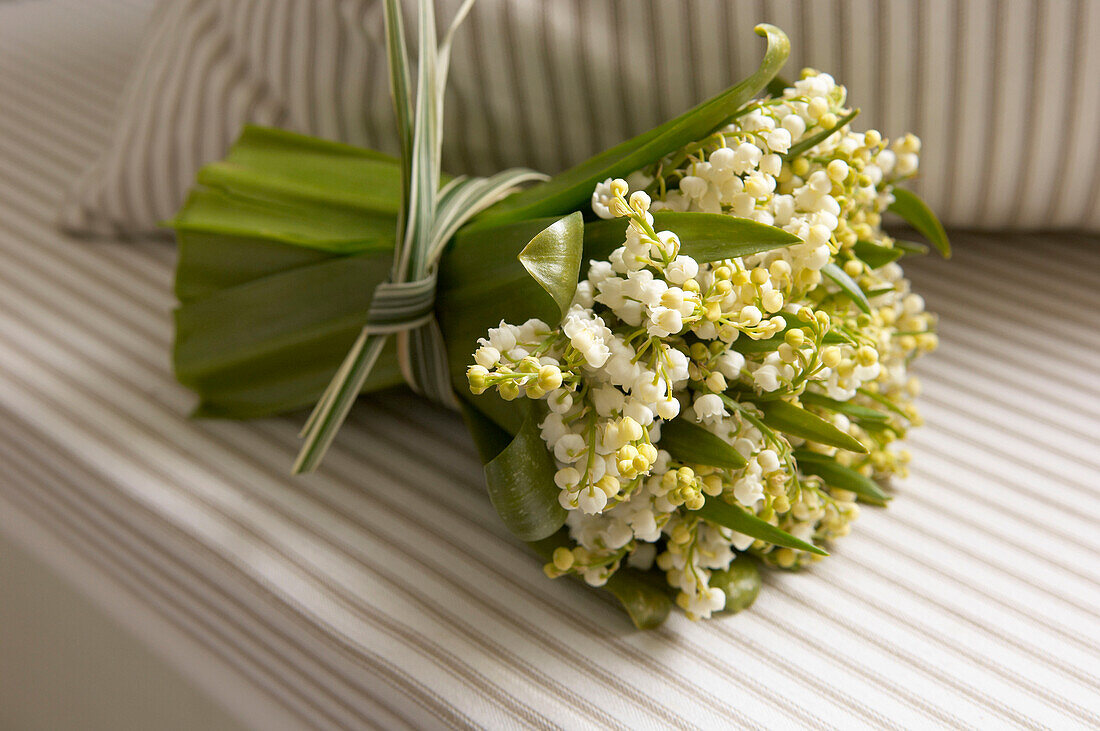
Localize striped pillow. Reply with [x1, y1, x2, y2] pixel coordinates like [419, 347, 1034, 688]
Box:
[61, 0, 1100, 236]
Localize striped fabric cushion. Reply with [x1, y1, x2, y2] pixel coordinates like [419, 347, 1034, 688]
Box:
[59, 0, 1100, 236]
[3, 1, 1100, 727]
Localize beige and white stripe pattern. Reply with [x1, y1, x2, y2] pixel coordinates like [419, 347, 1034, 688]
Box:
[58, 0, 1100, 237]
[4, 1, 1100, 728]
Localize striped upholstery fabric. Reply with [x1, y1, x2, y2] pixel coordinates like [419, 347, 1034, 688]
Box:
[4, 1, 1100, 728]
[58, 0, 1100, 236]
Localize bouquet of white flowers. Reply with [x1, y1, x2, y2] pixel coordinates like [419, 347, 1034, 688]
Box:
[169, 0, 948, 628]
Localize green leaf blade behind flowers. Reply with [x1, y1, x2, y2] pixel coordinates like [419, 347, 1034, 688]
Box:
[757, 399, 868, 454]
[794, 450, 890, 505]
[697, 498, 828, 556]
[888, 187, 951, 258]
[518, 212, 584, 321]
[473, 24, 790, 226]
[783, 108, 860, 160]
[478, 405, 567, 542]
[853, 239, 905, 269]
[893, 239, 930, 256]
[583, 211, 802, 264]
[655, 211, 802, 262]
[710, 557, 762, 613]
[821, 261, 871, 315]
[799, 390, 889, 425]
[528, 531, 672, 630]
[660, 418, 747, 470]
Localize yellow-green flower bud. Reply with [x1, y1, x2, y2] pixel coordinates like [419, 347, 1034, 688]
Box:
[552, 547, 574, 571]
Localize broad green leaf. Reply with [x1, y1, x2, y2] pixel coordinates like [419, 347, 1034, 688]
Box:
[175, 230, 338, 303]
[174, 251, 403, 419]
[799, 391, 889, 424]
[528, 531, 672, 629]
[168, 127, 411, 419]
[482, 406, 567, 541]
[821, 262, 871, 315]
[583, 211, 802, 264]
[794, 450, 890, 505]
[197, 126, 403, 213]
[697, 498, 828, 555]
[784, 108, 860, 160]
[172, 186, 398, 254]
[660, 418, 747, 470]
[473, 25, 790, 226]
[758, 399, 868, 453]
[853, 239, 904, 269]
[518, 212, 584, 320]
[888, 188, 951, 258]
[710, 557, 761, 613]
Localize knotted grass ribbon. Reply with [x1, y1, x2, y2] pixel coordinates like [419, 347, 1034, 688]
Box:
[293, 0, 545, 472]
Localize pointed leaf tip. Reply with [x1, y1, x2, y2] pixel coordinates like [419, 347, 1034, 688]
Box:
[475, 25, 790, 225]
[697, 498, 829, 556]
[661, 418, 748, 470]
[758, 399, 869, 454]
[794, 450, 890, 505]
[518, 211, 584, 320]
[821, 262, 872, 315]
[888, 188, 951, 259]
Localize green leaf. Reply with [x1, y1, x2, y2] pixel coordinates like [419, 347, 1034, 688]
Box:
[528, 531, 672, 629]
[821, 262, 871, 315]
[857, 387, 912, 420]
[518, 212, 584, 320]
[888, 187, 951, 258]
[757, 399, 868, 453]
[174, 250, 403, 419]
[710, 557, 761, 613]
[765, 75, 792, 98]
[730, 323, 848, 355]
[650, 211, 802, 262]
[893, 239, 929, 256]
[602, 571, 674, 630]
[481, 406, 567, 541]
[852, 239, 904, 269]
[697, 498, 828, 555]
[195, 126, 403, 213]
[794, 450, 890, 505]
[582, 211, 801, 264]
[660, 418, 747, 470]
[799, 391, 889, 425]
[784, 108, 860, 160]
[172, 186, 399, 255]
[474, 24, 790, 226]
